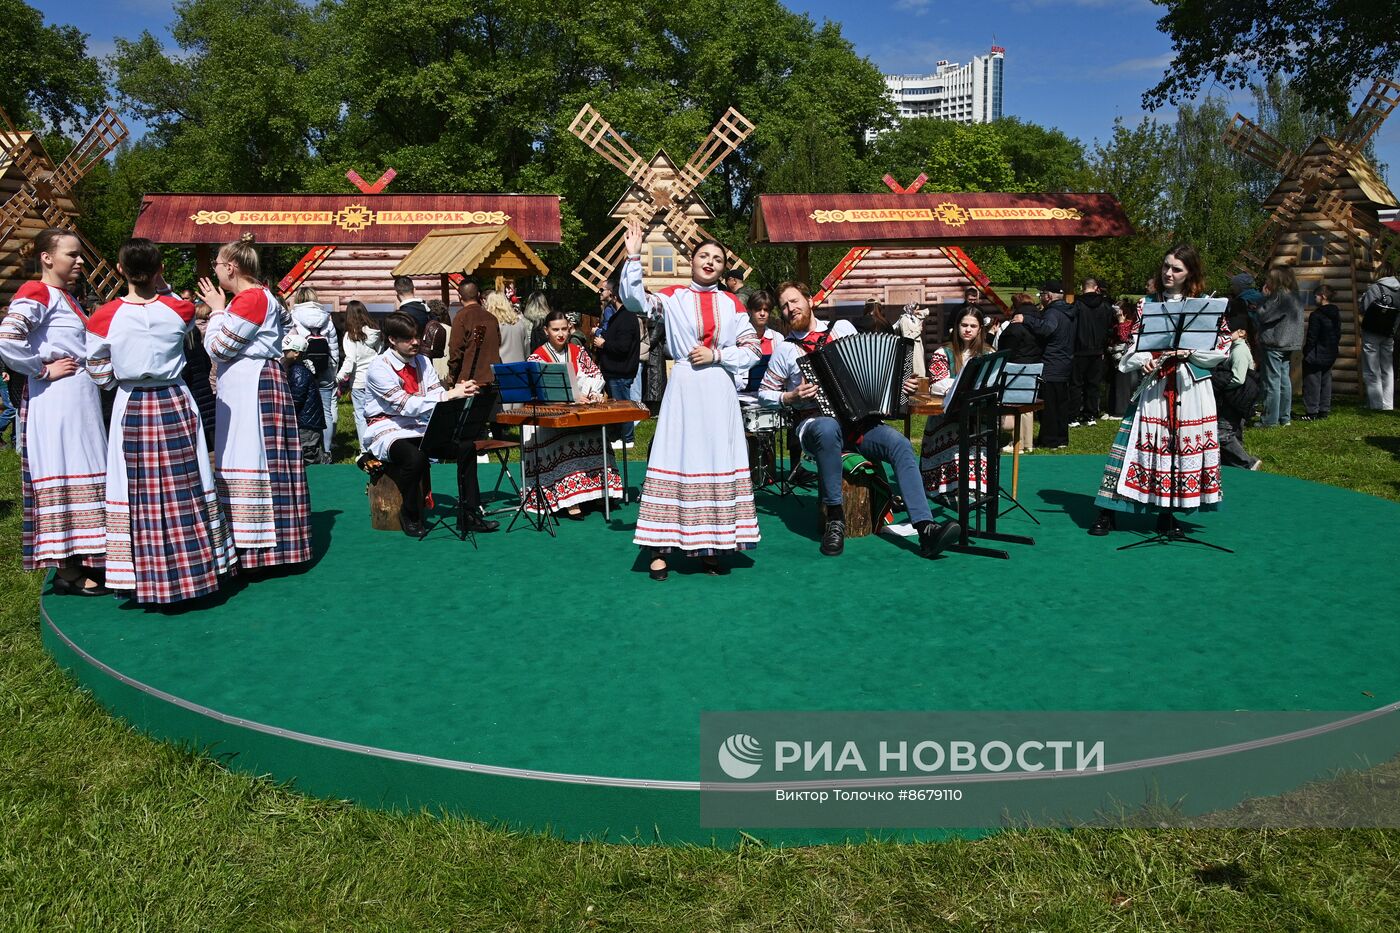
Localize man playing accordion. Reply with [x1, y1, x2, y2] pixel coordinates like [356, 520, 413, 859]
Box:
[759, 282, 960, 559]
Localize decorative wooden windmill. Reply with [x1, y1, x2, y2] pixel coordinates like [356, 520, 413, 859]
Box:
[0, 105, 128, 301]
[1223, 78, 1400, 394]
[568, 104, 754, 292]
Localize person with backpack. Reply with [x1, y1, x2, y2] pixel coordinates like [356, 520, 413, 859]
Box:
[1359, 270, 1398, 411]
[1301, 284, 1342, 420]
[1214, 308, 1263, 471]
[282, 333, 326, 465]
[288, 285, 338, 462]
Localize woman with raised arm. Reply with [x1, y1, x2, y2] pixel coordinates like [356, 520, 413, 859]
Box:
[197, 234, 312, 571]
[86, 239, 236, 603]
[618, 215, 761, 579]
[0, 229, 109, 594]
[1088, 244, 1229, 537]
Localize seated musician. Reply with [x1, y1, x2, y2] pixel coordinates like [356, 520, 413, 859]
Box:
[920, 309, 993, 505]
[524, 309, 623, 520]
[363, 311, 500, 537]
[759, 282, 961, 558]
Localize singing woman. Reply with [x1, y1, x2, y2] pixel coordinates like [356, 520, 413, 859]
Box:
[0, 229, 109, 594]
[197, 234, 312, 570]
[521, 309, 623, 519]
[86, 239, 235, 603]
[618, 215, 761, 579]
[1089, 244, 1228, 536]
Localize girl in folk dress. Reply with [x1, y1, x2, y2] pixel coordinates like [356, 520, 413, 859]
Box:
[1089, 244, 1229, 537]
[920, 309, 993, 500]
[617, 215, 761, 580]
[197, 235, 312, 570]
[523, 309, 623, 519]
[86, 239, 236, 603]
[0, 229, 108, 594]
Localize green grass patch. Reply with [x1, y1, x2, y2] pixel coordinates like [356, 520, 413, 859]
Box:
[3, 399, 1399, 929]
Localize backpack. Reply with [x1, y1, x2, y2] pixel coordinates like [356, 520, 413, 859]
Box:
[1361, 281, 1400, 337]
[302, 327, 335, 388]
[422, 320, 448, 359]
[1210, 362, 1261, 416]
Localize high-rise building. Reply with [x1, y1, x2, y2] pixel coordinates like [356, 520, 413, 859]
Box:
[881, 47, 1005, 128]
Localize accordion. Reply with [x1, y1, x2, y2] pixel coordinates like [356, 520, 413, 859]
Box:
[795, 331, 915, 426]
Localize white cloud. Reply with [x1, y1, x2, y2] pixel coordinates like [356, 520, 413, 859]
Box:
[893, 0, 931, 13]
[1105, 52, 1174, 75]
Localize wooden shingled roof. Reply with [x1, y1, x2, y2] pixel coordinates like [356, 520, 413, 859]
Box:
[391, 225, 550, 278]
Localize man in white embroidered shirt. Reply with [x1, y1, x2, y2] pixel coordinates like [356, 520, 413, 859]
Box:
[759, 282, 960, 559]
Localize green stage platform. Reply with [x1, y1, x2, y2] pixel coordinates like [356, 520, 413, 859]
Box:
[39, 457, 1400, 843]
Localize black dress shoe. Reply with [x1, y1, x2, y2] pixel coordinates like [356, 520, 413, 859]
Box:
[52, 576, 112, 597]
[649, 559, 669, 581]
[460, 509, 500, 533]
[820, 519, 845, 556]
[918, 520, 960, 558]
[400, 512, 426, 538]
[1088, 511, 1116, 536]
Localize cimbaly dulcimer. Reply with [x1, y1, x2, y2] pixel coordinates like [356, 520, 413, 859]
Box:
[494, 400, 652, 429]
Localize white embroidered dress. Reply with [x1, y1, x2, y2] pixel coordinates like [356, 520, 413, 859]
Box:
[0, 281, 107, 569]
[619, 257, 761, 553]
[362, 349, 443, 460]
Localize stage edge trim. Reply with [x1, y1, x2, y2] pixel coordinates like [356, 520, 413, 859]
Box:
[40, 599, 1400, 792]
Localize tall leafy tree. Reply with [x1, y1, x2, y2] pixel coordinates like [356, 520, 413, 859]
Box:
[0, 0, 104, 131]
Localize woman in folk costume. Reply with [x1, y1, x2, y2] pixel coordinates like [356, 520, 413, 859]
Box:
[1089, 244, 1229, 537]
[920, 308, 993, 501]
[196, 234, 312, 570]
[0, 229, 108, 595]
[86, 239, 235, 603]
[617, 215, 761, 580]
[523, 308, 623, 520]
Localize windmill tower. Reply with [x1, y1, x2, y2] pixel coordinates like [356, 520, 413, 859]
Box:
[568, 104, 754, 292]
[0, 106, 128, 302]
[1224, 78, 1400, 395]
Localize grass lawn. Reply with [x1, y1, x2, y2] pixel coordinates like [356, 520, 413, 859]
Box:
[3, 399, 1399, 930]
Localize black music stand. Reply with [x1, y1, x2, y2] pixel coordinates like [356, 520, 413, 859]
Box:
[996, 362, 1043, 525]
[1117, 297, 1233, 554]
[415, 384, 499, 543]
[493, 360, 573, 535]
[939, 350, 1034, 559]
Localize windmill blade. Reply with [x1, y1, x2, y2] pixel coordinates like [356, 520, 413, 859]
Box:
[570, 203, 662, 293]
[0, 188, 39, 251]
[1233, 213, 1290, 276]
[1334, 78, 1400, 158]
[1223, 114, 1300, 176]
[1317, 188, 1400, 266]
[568, 104, 655, 189]
[671, 108, 755, 203]
[0, 104, 55, 201]
[656, 205, 751, 280]
[49, 108, 128, 197]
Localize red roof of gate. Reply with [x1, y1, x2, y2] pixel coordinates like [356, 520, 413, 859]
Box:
[132, 193, 562, 246]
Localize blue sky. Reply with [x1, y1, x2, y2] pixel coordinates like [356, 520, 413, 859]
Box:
[33, 0, 1400, 178]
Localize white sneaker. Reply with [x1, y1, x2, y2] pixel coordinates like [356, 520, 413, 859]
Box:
[1068, 421, 1083, 428]
[624, 441, 635, 449]
[476, 454, 489, 463]
[1001, 444, 1014, 454]
[610, 440, 624, 450]
[1250, 460, 1263, 471]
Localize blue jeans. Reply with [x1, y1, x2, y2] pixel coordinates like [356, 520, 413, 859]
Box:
[605, 376, 635, 442]
[629, 367, 643, 403]
[803, 418, 933, 525]
[1259, 349, 1293, 426]
[319, 385, 336, 452]
[0, 377, 14, 439]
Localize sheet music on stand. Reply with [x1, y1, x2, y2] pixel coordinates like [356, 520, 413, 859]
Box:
[941, 349, 1010, 419]
[492, 360, 575, 405]
[418, 384, 499, 460]
[1137, 297, 1227, 353]
[999, 363, 1043, 407]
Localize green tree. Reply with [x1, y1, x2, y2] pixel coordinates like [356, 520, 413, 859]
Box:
[1145, 0, 1400, 116]
[1079, 117, 1176, 294]
[0, 0, 104, 130]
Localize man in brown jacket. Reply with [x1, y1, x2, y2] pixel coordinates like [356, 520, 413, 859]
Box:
[446, 281, 502, 385]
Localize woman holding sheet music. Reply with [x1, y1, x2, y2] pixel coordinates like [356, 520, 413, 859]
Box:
[920, 309, 993, 501]
[520, 309, 623, 520]
[1088, 245, 1229, 537]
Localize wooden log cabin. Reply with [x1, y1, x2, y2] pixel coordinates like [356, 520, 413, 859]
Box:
[1260, 138, 1398, 397]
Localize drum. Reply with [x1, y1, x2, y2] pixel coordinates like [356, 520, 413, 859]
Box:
[742, 404, 781, 435]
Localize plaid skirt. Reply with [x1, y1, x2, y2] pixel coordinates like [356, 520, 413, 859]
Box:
[106, 384, 236, 603]
[243, 360, 312, 568]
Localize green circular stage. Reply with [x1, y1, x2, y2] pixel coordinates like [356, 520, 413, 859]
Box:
[40, 457, 1400, 843]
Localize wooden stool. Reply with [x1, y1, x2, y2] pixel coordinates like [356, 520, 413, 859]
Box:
[368, 473, 403, 531]
[818, 472, 884, 538]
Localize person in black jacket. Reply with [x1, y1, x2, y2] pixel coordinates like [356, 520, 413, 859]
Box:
[392, 275, 432, 337]
[592, 281, 641, 446]
[996, 294, 1043, 453]
[282, 333, 326, 464]
[1019, 281, 1075, 448]
[1301, 284, 1342, 420]
[1069, 278, 1115, 425]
